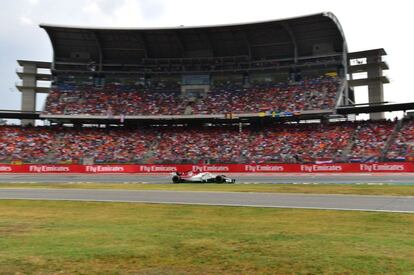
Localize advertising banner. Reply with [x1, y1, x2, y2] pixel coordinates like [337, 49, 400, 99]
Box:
[0, 163, 412, 173]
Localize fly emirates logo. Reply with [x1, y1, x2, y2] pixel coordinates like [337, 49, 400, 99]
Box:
[139, 166, 177, 172]
[85, 166, 125, 173]
[0, 166, 12, 172]
[192, 165, 229, 172]
[244, 165, 284, 172]
[29, 165, 70, 173]
[300, 165, 342, 172]
[360, 164, 405, 172]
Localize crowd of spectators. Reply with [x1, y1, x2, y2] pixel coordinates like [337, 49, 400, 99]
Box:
[1, 119, 408, 164]
[0, 126, 55, 163]
[386, 119, 414, 161]
[50, 127, 156, 163]
[44, 76, 340, 116]
[0, 126, 154, 164]
[194, 76, 339, 114]
[246, 122, 355, 163]
[149, 127, 252, 164]
[44, 83, 185, 116]
[347, 120, 396, 162]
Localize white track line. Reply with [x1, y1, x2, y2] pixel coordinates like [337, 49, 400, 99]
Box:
[1, 197, 413, 214]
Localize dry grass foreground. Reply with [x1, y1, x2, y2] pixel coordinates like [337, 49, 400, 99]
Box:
[0, 200, 413, 274]
[1, 182, 414, 196]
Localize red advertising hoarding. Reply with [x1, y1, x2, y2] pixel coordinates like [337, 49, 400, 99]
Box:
[0, 163, 412, 173]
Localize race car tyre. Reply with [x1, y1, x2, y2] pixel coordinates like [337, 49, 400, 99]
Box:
[215, 175, 225, 183]
[172, 175, 181, 184]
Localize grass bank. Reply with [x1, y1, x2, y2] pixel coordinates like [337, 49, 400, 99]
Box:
[0, 200, 413, 274]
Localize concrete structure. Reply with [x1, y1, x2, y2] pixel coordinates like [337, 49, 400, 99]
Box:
[16, 60, 51, 125]
[13, 14, 390, 123]
[15, 48, 392, 125]
[348, 49, 389, 120]
[40, 13, 347, 74]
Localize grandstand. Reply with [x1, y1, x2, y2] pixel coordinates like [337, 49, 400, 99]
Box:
[3, 12, 414, 167]
[1, 119, 413, 164]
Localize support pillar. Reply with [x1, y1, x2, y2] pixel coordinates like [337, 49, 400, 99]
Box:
[21, 89, 36, 126]
[367, 55, 385, 120]
[347, 49, 389, 120]
[18, 62, 37, 126]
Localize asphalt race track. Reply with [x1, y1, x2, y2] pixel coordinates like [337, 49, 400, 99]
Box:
[0, 173, 414, 184]
[1, 174, 413, 213]
[0, 188, 413, 213]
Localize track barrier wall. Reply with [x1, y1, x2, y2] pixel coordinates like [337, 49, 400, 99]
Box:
[0, 163, 412, 173]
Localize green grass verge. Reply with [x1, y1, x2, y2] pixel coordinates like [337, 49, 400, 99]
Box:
[0, 200, 413, 274]
[1, 182, 414, 196]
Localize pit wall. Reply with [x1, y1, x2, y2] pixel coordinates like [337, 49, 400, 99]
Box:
[0, 163, 411, 173]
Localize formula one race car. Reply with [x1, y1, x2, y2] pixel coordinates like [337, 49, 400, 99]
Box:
[171, 171, 236, 184]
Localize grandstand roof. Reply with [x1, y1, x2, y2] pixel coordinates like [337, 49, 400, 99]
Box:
[40, 12, 346, 67]
[17, 60, 51, 68]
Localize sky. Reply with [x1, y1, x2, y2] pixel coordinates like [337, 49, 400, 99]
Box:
[1, 0, 413, 117]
